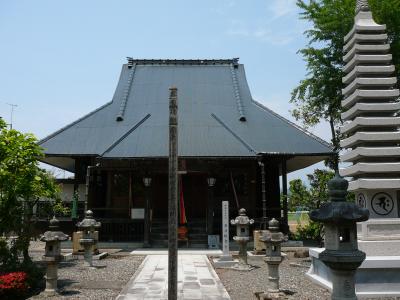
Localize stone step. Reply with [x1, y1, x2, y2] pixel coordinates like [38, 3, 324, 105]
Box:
[150, 240, 208, 248]
[151, 226, 206, 234]
[151, 233, 208, 241]
[152, 219, 206, 226]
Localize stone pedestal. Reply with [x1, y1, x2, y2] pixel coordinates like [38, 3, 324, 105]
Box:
[307, 248, 400, 298]
[42, 257, 58, 295]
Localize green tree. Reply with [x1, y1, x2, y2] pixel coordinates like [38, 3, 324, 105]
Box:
[287, 179, 310, 211]
[289, 169, 334, 243]
[289, 169, 355, 243]
[291, 0, 400, 170]
[288, 169, 335, 211]
[0, 118, 60, 275]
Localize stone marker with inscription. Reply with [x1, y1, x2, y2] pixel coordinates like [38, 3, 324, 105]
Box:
[213, 201, 237, 268]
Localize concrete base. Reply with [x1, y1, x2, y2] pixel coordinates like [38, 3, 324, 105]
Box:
[307, 248, 400, 298]
[39, 290, 58, 297]
[213, 257, 238, 268]
[230, 262, 255, 271]
[359, 239, 400, 256]
[357, 218, 400, 242]
[93, 251, 109, 260]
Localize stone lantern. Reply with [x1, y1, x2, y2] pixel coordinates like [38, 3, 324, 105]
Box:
[77, 210, 101, 267]
[259, 218, 288, 298]
[40, 216, 69, 295]
[310, 172, 369, 300]
[230, 208, 254, 270]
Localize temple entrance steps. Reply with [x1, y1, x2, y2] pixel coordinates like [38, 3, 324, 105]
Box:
[150, 218, 208, 248]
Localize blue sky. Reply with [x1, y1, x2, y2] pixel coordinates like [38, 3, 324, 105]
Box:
[0, 0, 329, 180]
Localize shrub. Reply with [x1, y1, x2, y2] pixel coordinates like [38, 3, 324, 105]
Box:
[293, 220, 324, 246]
[0, 272, 29, 299]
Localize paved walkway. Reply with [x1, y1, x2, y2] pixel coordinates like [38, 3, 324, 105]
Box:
[117, 254, 231, 300]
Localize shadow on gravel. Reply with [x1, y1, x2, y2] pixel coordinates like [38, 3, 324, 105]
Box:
[58, 290, 81, 296]
[58, 279, 80, 288]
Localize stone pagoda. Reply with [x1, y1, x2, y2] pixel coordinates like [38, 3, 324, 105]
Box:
[339, 0, 400, 296]
[307, 1, 400, 297]
[340, 0, 400, 249]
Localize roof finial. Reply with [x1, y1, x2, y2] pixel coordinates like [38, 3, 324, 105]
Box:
[356, 0, 370, 13]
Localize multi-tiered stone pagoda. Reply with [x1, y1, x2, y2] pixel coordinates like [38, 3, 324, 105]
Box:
[340, 0, 400, 232]
[307, 1, 400, 297]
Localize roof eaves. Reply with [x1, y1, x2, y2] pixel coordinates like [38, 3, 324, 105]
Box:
[38, 101, 113, 145]
[252, 99, 333, 151]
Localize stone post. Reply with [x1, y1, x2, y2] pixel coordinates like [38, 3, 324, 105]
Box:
[168, 86, 178, 300]
[231, 208, 254, 271]
[213, 201, 237, 267]
[77, 210, 101, 268]
[310, 172, 369, 300]
[40, 216, 69, 295]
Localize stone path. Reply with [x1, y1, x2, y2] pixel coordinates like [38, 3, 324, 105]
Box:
[116, 254, 231, 300]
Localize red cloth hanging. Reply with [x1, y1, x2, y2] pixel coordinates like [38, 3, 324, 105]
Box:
[179, 176, 187, 225]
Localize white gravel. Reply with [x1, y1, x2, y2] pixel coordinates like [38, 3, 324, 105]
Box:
[28, 243, 144, 300]
[213, 253, 331, 300]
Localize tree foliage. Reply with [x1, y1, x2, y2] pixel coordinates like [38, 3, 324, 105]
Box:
[288, 168, 335, 211]
[288, 168, 355, 242]
[291, 0, 400, 169]
[0, 118, 60, 272]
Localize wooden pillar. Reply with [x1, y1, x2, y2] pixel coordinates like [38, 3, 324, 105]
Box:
[207, 178, 216, 235]
[128, 172, 133, 218]
[106, 171, 112, 214]
[143, 177, 152, 248]
[168, 86, 178, 300]
[265, 160, 280, 220]
[281, 159, 289, 233]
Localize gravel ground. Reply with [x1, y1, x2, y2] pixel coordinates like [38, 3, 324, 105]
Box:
[28, 242, 144, 300]
[214, 253, 331, 300]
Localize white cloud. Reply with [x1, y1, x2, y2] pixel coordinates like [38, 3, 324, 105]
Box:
[226, 22, 296, 46]
[267, 0, 297, 20]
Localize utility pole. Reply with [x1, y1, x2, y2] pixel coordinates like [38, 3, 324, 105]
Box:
[6, 103, 18, 129]
[168, 86, 178, 300]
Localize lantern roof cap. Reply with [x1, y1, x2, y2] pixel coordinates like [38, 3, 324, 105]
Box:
[40, 216, 69, 242]
[77, 210, 101, 229]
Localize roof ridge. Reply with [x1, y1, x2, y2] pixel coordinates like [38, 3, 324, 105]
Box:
[252, 99, 333, 150]
[116, 63, 137, 121]
[230, 64, 246, 122]
[38, 101, 113, 145]
[101, 114, 151, 156]
[126, 58, 239, 66]
[211, 113, 257, 154]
